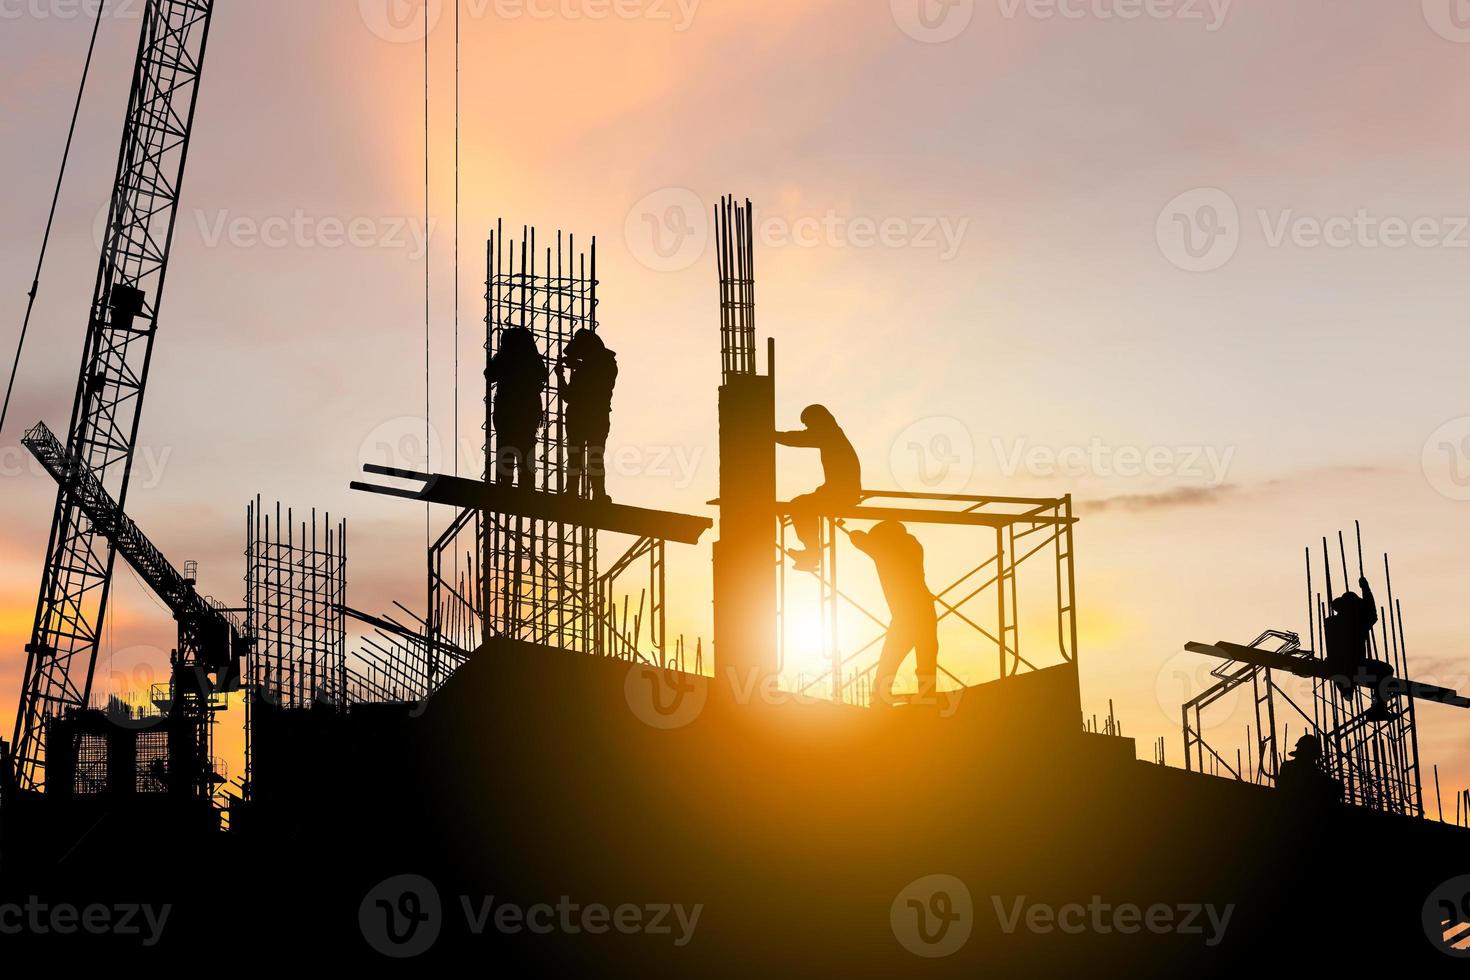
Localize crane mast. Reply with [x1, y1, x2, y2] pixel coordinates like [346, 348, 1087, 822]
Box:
[10, 0, 216, 791]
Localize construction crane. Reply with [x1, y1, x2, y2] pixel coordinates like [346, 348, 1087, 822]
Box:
[23, 421, 244, 797]
[9, 0, 218, 792]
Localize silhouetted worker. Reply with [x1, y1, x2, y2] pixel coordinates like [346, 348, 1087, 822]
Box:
[1323, 576, 1394, 720]
[558, 329, 618, 502]
[486, 326, 547, 488]
[1275, 735, 1343, 807]
[851, 521, 938, 707]
[776, 405, 861, 571]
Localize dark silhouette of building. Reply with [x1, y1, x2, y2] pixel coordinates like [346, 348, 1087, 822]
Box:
[776, 405, 860, 570]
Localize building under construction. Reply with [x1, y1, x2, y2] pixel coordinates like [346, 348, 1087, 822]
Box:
[1, 3, 1468, 973]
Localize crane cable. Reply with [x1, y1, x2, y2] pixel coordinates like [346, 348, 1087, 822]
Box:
[454, 0, 460, 479]
[0, 2, 109, 444]
[424, 0, 432, 552]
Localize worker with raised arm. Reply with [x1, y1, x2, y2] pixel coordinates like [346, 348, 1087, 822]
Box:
[486, 325, 547, 488]
[776, 405, 861, 571]
[1323, 576, 1394, 720]
[558, 329, 618, 503]
[850, 521, 938, 707]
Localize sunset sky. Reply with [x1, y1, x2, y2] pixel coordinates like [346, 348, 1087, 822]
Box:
[4, 1, 1470, 809]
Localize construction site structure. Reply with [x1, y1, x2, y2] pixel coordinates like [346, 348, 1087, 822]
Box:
[355, 222, 714, 701]
[1181, 527, 1455, 818]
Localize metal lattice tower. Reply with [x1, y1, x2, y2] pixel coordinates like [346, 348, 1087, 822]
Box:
[245, 499, 347, 710]
[11, 0, 216, 791]
[479, 222, 600, 651]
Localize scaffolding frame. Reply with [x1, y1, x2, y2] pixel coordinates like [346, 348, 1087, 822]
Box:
[244, 498, 347, 710]
[780, 492, 1078, 706]
[476, 222, 599, 655]
[1181, 528, 1424, 818]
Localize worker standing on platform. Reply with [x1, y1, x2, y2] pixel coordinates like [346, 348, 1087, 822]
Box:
[486, 326, 547, 488]
[851, 521, 938, 707]
[1275, 735, 1343, 807]
[1323, 576, 1393, 720]
[558, 329, 618, 503]
[776, 405, 861, 571]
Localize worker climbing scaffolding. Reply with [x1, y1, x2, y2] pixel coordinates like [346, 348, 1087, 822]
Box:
[776, 404, 861, 571]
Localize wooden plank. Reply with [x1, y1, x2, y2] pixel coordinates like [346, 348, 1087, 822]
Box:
[354, 467, 712, 545]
